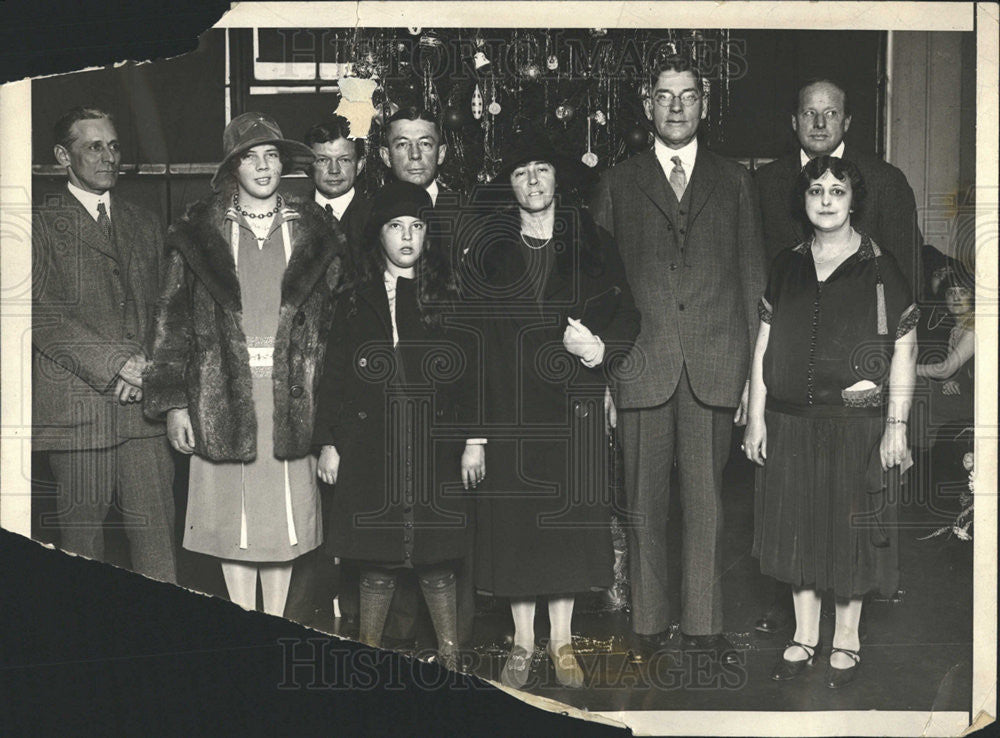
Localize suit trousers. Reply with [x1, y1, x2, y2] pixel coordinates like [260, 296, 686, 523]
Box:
[46, 436, 177, 583]
[620, 367, 732, 637]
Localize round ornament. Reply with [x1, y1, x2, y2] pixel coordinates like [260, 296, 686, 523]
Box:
[626, 126, 650, 150]
[488, 101, 502, 116]
[581, 151, 599, 168]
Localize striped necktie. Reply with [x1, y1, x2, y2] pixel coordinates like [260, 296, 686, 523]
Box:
[97, 201, 114, 243]
[669, 156, 687, 200]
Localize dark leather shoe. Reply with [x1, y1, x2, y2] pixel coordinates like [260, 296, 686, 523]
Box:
[771, 639, 822, 681]
[755, 602, 795, 634]
[825, 647, 861, 688]
[630, 630, 677, 662]
[681, 633, 741, 666]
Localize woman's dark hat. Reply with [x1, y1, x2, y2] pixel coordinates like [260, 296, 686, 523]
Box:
[495, 134, 577, 184]
[369, 180, 434, 229]
[211, 112, 316, 191]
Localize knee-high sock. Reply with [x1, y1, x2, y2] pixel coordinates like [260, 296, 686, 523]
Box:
[417, 566, 458, 655]
[359, 567, 397, 648]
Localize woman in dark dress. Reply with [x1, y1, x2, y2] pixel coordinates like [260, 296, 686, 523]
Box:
[460, 138, 640, 688]
[743, 156, 918, 688]
[312, 181, 479, 671]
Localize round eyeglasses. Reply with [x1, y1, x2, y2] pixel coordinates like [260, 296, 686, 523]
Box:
[650, 90, 701, 108]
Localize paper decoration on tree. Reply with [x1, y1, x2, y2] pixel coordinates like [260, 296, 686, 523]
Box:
[471, 85, 483, 119]
[336, 76, 379, 138]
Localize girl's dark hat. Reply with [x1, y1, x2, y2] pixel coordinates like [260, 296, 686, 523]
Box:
[370, 181, 434, 229]
[211, 112, 316, 191]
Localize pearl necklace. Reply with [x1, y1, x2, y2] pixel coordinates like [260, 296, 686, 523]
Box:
[234, 193, 282, 220]
[521, 232, 552, 250]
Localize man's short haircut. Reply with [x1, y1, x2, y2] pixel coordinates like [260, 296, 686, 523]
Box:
[303, 114, 364, 158]
[647, 55, 704, 96]
[793, 78, 851, 117]
[53, 107, 115, 149]
[382, 107, 441, 144]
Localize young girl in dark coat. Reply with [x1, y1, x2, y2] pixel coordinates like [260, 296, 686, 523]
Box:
[313, 181, 482, 670]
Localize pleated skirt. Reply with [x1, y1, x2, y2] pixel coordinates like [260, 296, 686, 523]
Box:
[752, 406, 899, 598]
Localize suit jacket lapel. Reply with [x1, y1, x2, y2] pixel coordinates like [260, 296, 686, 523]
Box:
[65, 193, 120, 262]
[635, 149, 675, 225]
[686, 147, 718, 226]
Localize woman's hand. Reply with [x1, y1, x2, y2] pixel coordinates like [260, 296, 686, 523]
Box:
[742, 417, 767, 466]
[880, 423, 908, 470]
[562, 317, 603, 364]
[317, 445, 340, 485]
[461, 443, 486, 490]
[166, 408, 196, 454]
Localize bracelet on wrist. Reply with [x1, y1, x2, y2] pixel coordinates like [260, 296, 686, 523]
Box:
[885, 417, 907, 425]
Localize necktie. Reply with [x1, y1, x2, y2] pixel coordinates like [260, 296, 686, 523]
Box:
[324, 203, 335, 222]
[669, 156, 687, 200]
[97, 201, 114, 243]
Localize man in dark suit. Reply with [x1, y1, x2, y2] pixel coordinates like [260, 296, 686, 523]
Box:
[32, 106, 176, 582]
[755, 78, 922, 288]
[751, 78, 923, 634]
[591, 57, 767, 662]
[305, 114, 373, 259]
[282, 114, 372, 629]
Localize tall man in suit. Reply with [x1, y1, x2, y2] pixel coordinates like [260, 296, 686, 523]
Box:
[32, 106, 176, 582]
[591, 58, 767, 661]
[751, 78, 923, 634]
[755, 78, 922, 288]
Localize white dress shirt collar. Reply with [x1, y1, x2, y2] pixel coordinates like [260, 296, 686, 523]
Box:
[653, 136, 698, 182]
[800, 140, 846, 168]
[67, 181, 111, 221]
[425, 180, 439, 206]
[315, 187, 356, 220]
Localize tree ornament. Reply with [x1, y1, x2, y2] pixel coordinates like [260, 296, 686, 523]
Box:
[591, 28, 608, 37]
[488, 101, 502, 116]
[626, 126, 650, 151]
[582, 114, 598, 167]
[471, 85, 484, 120]
[546, 54, 559, 71]
[473, 51, 491, 71]
[554, 103, 574, 121]
[592, 110, 607, 126]
[442, 105, 465, 131]
[521, 63, 542, 81]
[407, 27, 422, 35]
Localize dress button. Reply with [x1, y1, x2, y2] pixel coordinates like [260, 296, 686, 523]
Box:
[358, 410, 367, 419]
[289, 385, 304, 398]
[678, 209, 686, 216]
[358, 357, 368, 367]
[112, 267, 120, 276]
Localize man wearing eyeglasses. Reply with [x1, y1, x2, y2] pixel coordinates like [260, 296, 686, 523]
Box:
[756, 78, 921, 288]
[591, 57, 766, 664]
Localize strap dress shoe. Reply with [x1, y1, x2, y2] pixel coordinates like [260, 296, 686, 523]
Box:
[771, 639, 822, 681]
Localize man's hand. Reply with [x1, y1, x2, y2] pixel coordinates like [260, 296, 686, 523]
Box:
[119, 354, 147, 386]
[461, 443, 486, 490]
[167, 408, 196, 454]
[604, 385, 617, 433]
[733, 380, 750, 426]
[317, 445, 340, 485]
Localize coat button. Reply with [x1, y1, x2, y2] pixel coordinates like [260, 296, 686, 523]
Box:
[112, 267, 120, 276]
[126, 332, 135, 339]
[435, 408, 444, 418]
[358, 410, 367, 420]
[669, 263, 677, 271]
[404, 521, 413, 529]
[295, 311, 306, 325]
[573, 401, 590, 418]
[289, 385, 304, 398]
[666, 223, 673, 231]
[678, 303, 685, 311]
[358, 357, 368, 368]
[403, 506, 412, 513]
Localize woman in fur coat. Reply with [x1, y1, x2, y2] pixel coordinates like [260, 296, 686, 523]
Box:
[145, 112, 347, 615]
[313, 181, 481, 670]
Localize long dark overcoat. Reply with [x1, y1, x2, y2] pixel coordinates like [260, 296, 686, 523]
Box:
[312, 277, 476, 566]
[144, 194, 346, 461]
[462, 206, 641, 598]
